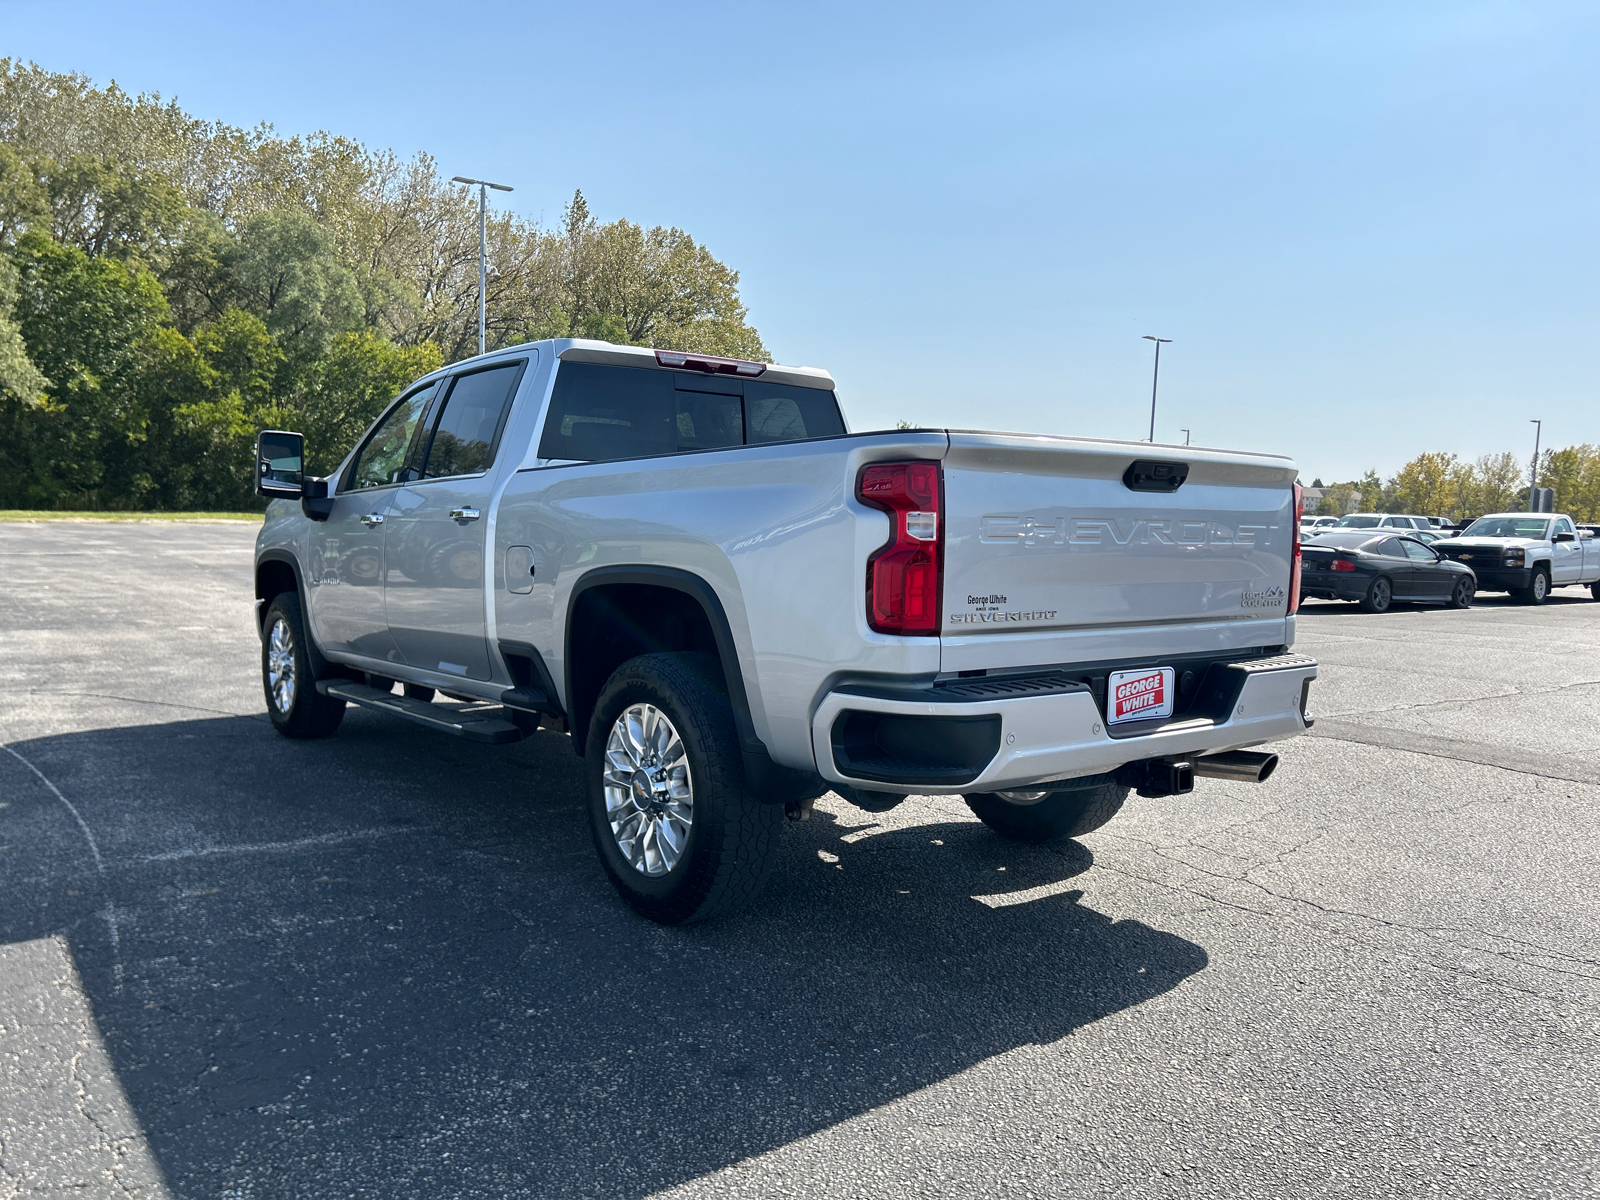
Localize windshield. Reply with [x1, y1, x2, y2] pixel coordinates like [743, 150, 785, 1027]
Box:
[1334, 515, 1382, 528]
[1462, 517, 1550, 539]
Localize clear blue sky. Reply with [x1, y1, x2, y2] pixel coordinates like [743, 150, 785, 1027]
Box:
[4, 0, 1596, 482]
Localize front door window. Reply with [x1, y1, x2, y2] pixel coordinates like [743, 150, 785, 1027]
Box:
[348, 385, 436, 491]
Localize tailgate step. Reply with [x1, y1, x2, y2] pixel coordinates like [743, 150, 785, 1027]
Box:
[317, 681, 523, 744]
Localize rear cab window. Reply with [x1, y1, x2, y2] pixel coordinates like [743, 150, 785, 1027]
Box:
[538, 362, 845, 463]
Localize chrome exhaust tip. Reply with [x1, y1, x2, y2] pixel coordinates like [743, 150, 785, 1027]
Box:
[1191, 750, 1279, 783]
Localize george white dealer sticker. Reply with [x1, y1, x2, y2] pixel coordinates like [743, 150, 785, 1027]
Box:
[1108, 667, 1175, 724]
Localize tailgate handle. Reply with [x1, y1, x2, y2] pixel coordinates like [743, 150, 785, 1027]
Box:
[1123, 459, 1189, 493]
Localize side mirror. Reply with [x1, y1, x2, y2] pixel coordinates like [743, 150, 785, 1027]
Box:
[1553, 531, 1575, 543]
[255, 430, 305, 500]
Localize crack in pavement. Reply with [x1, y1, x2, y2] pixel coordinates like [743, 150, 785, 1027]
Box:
[68, 1050, 144, 1199]
[21, 690, 261, 720]
[1308, 718, 1600, 785]
[1319, 675, 1600, 722]
[1089, 849, 1591, 1005]
[1095, 831, 1600, 982]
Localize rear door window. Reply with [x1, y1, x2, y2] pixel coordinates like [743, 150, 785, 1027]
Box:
[418, 360, 526, 479]
[539, 362, 845, 462]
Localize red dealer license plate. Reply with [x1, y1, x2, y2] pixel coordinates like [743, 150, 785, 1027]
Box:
[1108, 667, 1175, 725]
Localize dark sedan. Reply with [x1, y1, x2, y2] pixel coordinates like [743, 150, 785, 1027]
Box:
[1300, 532, 1477, 613]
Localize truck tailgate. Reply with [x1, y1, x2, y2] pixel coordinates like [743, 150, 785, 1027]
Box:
[938, 432, 1297, 672]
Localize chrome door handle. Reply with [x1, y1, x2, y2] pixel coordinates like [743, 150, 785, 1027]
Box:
[450, 508, 481, 523]
[360, 512, 384, 527]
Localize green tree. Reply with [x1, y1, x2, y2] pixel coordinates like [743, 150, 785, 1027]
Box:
[1316, 482, 1355, 516]
[1388, 451, 1459, 516]
[0, 229, 168, 506]
[1574, 447, 1600, 522]
[285, 330, 443, 474]
[0, 143, 49, 246]
[41, 153, 191, 267]
[1469, 451, 1525, 515]
[1356, 470, 1386, 512]
[193, 306, 282, 404]
[224, 209, 362, 360]
[0, 61, 772, 509]
[0, 253, 47, 402]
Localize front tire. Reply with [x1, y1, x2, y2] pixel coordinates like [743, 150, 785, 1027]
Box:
[1448, 575, 1475, 609]
[1359, 575, 1393, 613]
[1516, 568, 1550, 606]
[261, 593, 346, 739]
[1590, 581, 1600, 601]
[964, 782, 1128, 844]
[585, 653, 782, 925]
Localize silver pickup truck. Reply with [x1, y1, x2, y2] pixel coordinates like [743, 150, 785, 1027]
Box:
[1434, 512, 1600, 603]
[253, 339, 1318, 923]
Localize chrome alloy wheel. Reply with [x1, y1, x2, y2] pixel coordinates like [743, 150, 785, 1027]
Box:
[603, 703, 693, 876]
[267, 616, 297, 714]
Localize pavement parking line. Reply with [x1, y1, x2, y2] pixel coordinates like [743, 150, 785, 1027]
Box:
[1309, 718, 1600, 785]
[140, 826, 419, 862]
[3, 743, 125, 992]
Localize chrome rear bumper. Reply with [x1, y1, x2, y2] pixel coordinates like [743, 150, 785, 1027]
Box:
[811, 654, 1318, 795]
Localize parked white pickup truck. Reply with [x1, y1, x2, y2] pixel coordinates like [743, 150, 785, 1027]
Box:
[1434, 513, 1600, 604]
[252, 339, 1318, 923]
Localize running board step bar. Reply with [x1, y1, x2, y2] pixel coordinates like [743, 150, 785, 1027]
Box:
[316, 681, 523, 744]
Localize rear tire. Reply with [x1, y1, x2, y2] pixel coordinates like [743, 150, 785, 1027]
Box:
[1591, 581, 1600, 601]
[261, 593, 346, 739]
[1359, 575, 1393, 613]
[1516, 568, 1550, 606]
[964, 783, 1128, 844]
[585, 653, 782, 925]
[1447, 575, 1475, 609]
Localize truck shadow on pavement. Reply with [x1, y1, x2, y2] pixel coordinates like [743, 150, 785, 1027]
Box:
[1, 710, 1207, 1198]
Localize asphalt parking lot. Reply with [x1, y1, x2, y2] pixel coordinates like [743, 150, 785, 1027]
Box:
[1, 520, 1597, 1199]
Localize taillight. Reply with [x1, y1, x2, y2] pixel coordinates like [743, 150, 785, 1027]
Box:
[857, 461, 942, 635]
[1330, 557, 1357, 573]
[1288, 482, 1303, 615]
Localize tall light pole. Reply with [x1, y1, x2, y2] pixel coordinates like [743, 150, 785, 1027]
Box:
[1142, 335, 1171, 442]
[452, 175, 514, 357]
[1528, 418, 1542, 512]
[1180, 428, 1191, 446]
